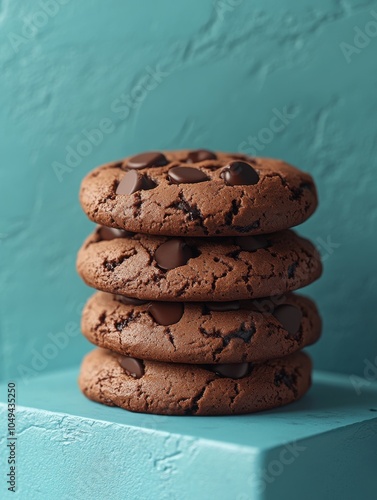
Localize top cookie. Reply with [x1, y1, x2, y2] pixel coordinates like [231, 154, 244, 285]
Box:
[80, 150, 318, 237]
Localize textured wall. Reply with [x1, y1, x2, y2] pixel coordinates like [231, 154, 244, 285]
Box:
[1, 0, 376, 381]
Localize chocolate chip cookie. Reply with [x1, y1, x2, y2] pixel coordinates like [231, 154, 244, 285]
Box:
[78, 348, 312, 415]
[79, 150, 318, 237]
[76, 227, 322, 301]
[81, 291, 321, 364]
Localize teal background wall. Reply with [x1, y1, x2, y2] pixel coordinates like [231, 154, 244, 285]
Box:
[1, 0, 376, 382]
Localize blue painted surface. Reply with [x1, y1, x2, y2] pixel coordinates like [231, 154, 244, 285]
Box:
[0, 368, 376, 499]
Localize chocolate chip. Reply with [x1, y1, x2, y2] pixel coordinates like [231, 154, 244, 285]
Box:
[168, 166, 208, 184]
[186, 149, 217, 163]
[221, 161, 259, 186]
[204, 301, 240, 312]
[118, 356, 144, 378]
[235, 236, 270, 252]
[115, 295, 148, 306]
[208, 362, 251, 379]
[148, 302, 184, 325]
[116, 170, 156, 195]
[273, 304, 303, 336]
[154, 239, 193, 270]
[116, 171, 140, 195]
[98, 226, 130, 240]
[127, 151, 168, 169]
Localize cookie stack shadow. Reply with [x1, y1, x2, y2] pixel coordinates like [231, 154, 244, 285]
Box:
[77, 149, 322, 416]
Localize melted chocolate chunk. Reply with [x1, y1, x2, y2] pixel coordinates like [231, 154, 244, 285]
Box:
[116, 170, 156, 195]
[168, 166, 208, 184]
[221, 161, 259, 186]
[118, 356, 144, 378]
[154, 239, 194, 270]
[127, 151, 168, 169]
[208, 362, 251, 379]
[273, 304, 303, 336]
[148, 302, 184, 325]
[98, 226, 131, 240]
[186, 149, 217, 163]
[115, 295, 148, 306]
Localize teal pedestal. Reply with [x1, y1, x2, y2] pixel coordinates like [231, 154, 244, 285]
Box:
[1, 369, 376, 500]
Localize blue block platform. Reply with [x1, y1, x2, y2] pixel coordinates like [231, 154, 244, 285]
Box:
[1, 368, 376, 500]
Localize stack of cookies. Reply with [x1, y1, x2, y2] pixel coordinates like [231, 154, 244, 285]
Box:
[77, 150, 322, 415]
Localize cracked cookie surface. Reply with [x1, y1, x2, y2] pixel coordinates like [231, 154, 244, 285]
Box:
[76, 227, 322, 301]
[82, 291, 321, 364]
[78, 348, 312, 415]
[79, 150, 318, 237]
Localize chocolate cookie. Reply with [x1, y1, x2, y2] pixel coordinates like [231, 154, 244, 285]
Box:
[79, 150, 318, 237]
[78, 349, 312, 415]
[81, 291, 321, 364]
[76, 228, 322, 301]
